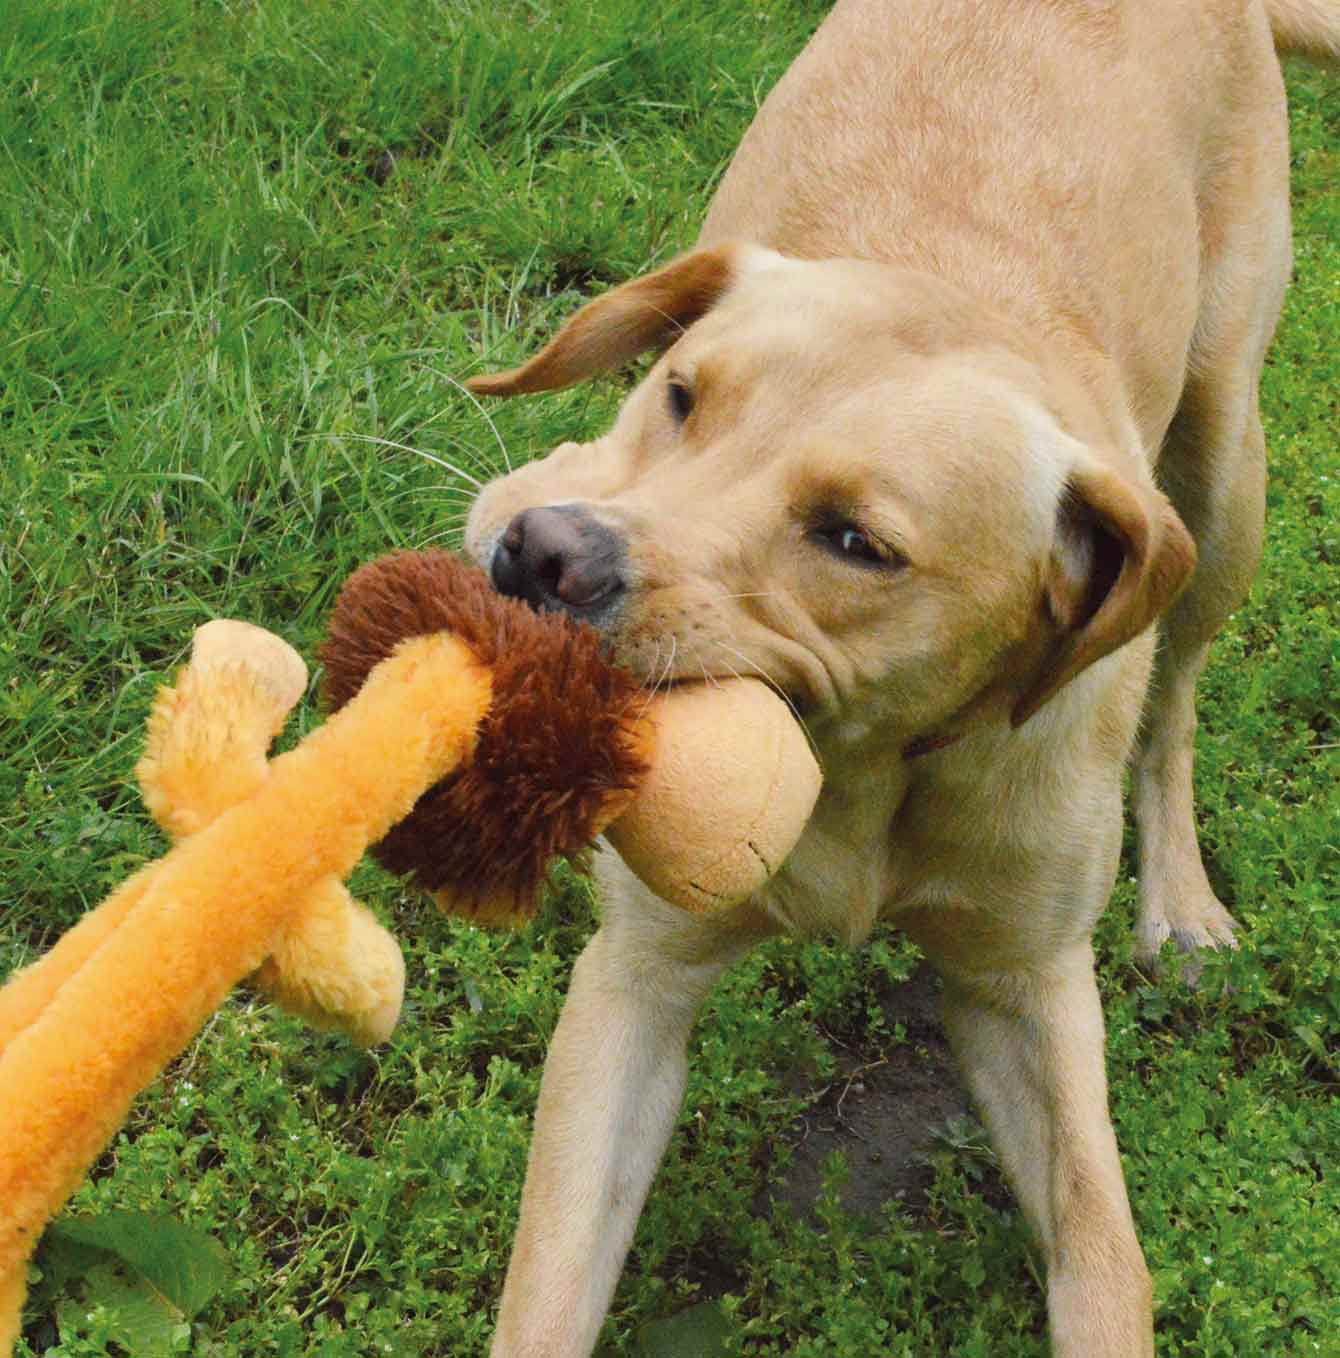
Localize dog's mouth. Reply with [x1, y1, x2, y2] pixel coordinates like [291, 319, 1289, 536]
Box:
[604, 626, 827, 734]
[474, 504, 832, 720]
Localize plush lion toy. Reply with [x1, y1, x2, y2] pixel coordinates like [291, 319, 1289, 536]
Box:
[0, 550, 821, 1351]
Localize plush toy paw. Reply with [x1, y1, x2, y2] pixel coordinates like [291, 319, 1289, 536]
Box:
[254, 880, 405, 1046]
[138, 620, 406, 1046]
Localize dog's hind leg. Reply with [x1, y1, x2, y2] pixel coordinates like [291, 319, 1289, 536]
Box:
[927, 943, 1154, 1357]
[1132, 84, 1294, 966]
[489, 862, 772, 1358]
[1131, 390, 1266, 962]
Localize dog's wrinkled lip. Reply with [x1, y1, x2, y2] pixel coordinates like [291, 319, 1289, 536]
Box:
[474, 531, 823, 721]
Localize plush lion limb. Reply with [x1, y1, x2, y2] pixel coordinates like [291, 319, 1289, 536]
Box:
[0, 632, 488, 1346]
[0, 622, 404, 1068]
[139, 620, 405, 1046]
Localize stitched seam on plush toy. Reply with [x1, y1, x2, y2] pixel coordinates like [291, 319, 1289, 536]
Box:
[746, 839, 772, 877]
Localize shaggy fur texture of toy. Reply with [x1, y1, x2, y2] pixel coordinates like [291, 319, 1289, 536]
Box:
[321, 550, 651, 923]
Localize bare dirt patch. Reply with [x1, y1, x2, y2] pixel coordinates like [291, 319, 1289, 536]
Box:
[759, 964, 978, 1221]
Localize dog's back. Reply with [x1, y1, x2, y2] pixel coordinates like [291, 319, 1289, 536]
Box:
[1269, 0, 1340, 57]
[702, 0, 1295, 457]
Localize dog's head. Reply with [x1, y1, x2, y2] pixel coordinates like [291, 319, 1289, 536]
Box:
[464, 245, 1194, 748]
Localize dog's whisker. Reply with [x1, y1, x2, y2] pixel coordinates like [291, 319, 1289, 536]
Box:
[712, 640, 819, 759]
[417, 524, 470, 549]
[641, 638, 664, 693]
[652, 637, 678, 701]
[423, 364, 514, 473]
[416, 481, 479, 499]
[639, 302, 688, 341]
[304, 432, 485, 491]
[712, 653, 748, 689]
[634, 668, 662, 718]
[397, 412, 496, 478]
[436, 435, 497, 477]
[660, 638, 679, 700]
[407, 486, 480, 513]
[634, 636, 682, 718]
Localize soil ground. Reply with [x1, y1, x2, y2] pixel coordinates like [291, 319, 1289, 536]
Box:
[760, 964, 980, 1223]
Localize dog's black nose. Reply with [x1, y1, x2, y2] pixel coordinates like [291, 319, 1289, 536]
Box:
[490, 505, 627, 618]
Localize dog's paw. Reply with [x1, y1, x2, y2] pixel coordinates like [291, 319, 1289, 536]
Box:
[1135, 887, 1239, 981]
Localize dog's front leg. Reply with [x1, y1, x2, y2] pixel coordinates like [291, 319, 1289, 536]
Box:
[490, 870, 771, 1358]
[929, 942, 1153, 1358]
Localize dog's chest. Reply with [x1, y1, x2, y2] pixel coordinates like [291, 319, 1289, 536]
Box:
[755, 720, 919, 944]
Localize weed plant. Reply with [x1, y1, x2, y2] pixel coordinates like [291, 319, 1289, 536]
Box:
[1, 1, 1337, 1354]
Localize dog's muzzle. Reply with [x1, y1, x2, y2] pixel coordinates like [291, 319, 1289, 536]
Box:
[490, 504, 628, 625]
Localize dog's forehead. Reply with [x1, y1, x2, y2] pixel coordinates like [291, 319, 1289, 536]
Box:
[824, 368, 1065, 538]
[672, 292, 1063, 486]
[712, 255, 999, 348]
[671, 256, 1041, 404]
[695, 258, 921, 351]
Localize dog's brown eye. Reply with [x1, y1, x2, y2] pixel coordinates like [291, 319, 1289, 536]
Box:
[667, 378, 694, 424]
[810, 519, 894, 567]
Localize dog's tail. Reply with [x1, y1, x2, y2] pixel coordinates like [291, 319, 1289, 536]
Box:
[1266, 0, 1340, 61]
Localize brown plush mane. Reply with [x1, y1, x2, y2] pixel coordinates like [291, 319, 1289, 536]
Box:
[320, 550, 649, 922]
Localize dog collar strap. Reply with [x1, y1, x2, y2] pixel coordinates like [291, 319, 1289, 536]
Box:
[902, 730, 963, 760]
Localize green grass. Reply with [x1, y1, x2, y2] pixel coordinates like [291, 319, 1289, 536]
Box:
[2, 2, 1338, 1354]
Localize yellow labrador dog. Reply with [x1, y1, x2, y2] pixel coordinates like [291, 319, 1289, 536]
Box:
[463, 2, 1338, 1353]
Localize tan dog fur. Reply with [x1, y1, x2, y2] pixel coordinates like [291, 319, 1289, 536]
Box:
[462, 2, 1337, 1352]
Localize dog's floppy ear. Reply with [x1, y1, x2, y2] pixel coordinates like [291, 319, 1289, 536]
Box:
[467, 243, 769, 397]
[1012, 463, 1196, 726]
